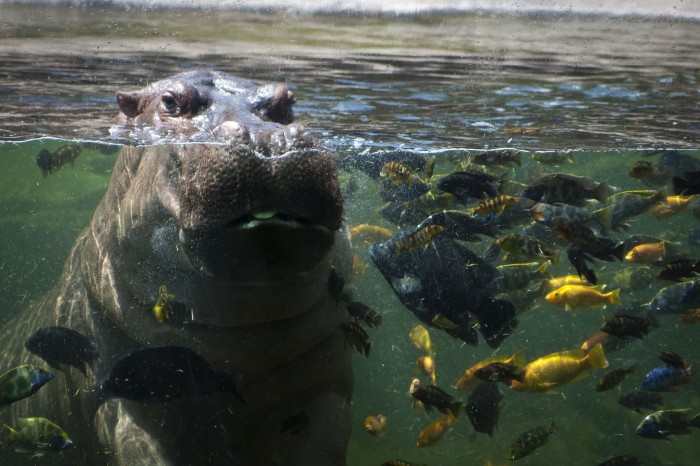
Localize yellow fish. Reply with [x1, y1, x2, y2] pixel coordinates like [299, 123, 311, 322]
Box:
[547, 274, 592, 290]
[409, 324, 435, 357]
[363, 414, 388, 436]
[416, 355, 437, 385]
[545, 284, 621, 312]
[510, 343, 608, 393]
[624, 241, 666, 263]
[454, 350, 525, 390]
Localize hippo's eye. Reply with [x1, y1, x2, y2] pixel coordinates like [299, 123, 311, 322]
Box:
[161, 92, 179, 114]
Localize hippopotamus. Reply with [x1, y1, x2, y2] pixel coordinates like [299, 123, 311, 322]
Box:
[1, 71, 354, 465]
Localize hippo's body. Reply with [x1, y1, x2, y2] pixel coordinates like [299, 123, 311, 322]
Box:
[1, 71, 354, 465]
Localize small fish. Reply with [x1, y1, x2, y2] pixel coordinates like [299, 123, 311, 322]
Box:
[546, 284, 621, 312]
[566, 249, 599, 285]
[547, 274, 592, 290]
[474, 362, 523, 385]
[618, 390, 664, 413]
[608, 188, 667, 227]
[581, 331, 636, 355]
[416, 412, 458, 447]
[635, 409, 700, 440]
[340, 321, 371, 357]
[24, 326, 99, 377]
[656, 259, 700, 281]
[152, 284, 176, 324]
[349, 224, 394, 247]
[531, 151, 574, 165]
[381, 161, 414, 185]
[596, 455, 642, 466]
[521, 173, 610, 206]
[416, 356, 437, 385]
[625, 241, 666, 263]
[435, 170, 504, 202]
[646, 279, 700, 314]
[553, 219, 624, 261]
[280, 412, 308, 435]
[382, 461, 427, 466]
[471, 149, 523, 167]
[1, 417, 73, 452]
[596, 365, 637, 392]
[379, 162, 431, 202]
[495, 232, 558, 263]
[650, 194, 695, 217]
[507, 420, 557, 460]
[409, 324, 435, 357]
[473, 195, 519, 217]
[0, 365, 54, 409]
[640, 365, 693, 392]
[455, 351, 525, 391]
[466, 381, 504, 437]
[430, 313, 459, 331]
[600, 315, 651, 339]
[628, 160, 655, 180]
[510, 344, 608, 393]
[100, 346, 245, 403]
[531, 202, 612, 230]
[346, 301, 382, 328]
[364, 414, 388, 436]
[410, 385, 463, 416]
[492, 262, 550, 293]
[391, 225, 445, 254]
[35, 144, 81, 177]
[417, 210, 500, 242]
[408, 378, 424, 411]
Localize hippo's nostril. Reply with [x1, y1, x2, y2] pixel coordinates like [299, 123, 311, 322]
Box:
[214, 121, 250, 143]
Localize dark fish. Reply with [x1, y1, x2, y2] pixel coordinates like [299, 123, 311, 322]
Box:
[471, 149, 522, 167]
[659, 350, 687, 369]
[628, 160, 655, 180]
[339, 321, 371, 357]
[346, 301, 383, 328]
[596, 455, 642, 466]
[369, 234, 517, 348]
[466, 381, 504, 437]
[566, 249, 598, 285]
[25, 326, 100, 377]
[35, 144, 81, 177]
[381, 461, 427, 466]
[600, 315, 651, 339]
[507, 420, 557, 460]
[672, 171, 700, 195]
[474, 362, 522, 385]
[100, 346, 245, 403]
[417, 210, 501, 242]
[635, 409, 700, 440]
[435, 170, 503, 202]
[379, 192, 456, 227]
[640, 365, 693, 392]
[0, 365, 54, 409]
[1, 417, 73, 453]
[656, 259, 700, 281]
[596, 365, 636, 392]
[553, 219, 625, 262]
[410, 385, 463, 416]
[337, 149, 427, 180]
[618, 390, 663, 413]
[521, 173, 610, 206]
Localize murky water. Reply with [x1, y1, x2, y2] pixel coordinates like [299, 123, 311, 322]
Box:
[1, 3, 699, 465]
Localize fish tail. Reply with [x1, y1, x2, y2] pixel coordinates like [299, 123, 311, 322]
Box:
[690, 413, 700, 429]
[586, 343, 609, 369]
[607, 288, 622, 305]
[222, 372, 247, 405]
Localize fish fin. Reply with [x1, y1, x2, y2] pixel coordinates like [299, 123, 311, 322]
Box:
[690, 413, 700, 429]
[1, 424, 17, 444]
[586, 342, 609, 369]
[607, 288, 622, 305]
[508, 349, 526, 369]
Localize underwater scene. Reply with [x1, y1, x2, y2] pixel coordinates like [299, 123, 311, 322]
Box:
[1, 2, 700, 466]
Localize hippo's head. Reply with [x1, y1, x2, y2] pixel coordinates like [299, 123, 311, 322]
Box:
[86, 71, 351, 335]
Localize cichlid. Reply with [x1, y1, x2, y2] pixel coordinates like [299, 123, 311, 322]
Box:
[409, 324, 435, 357]
[640, 365, 693, 392]
[546, 284, 621, 312]
[507, 420, 557, 460]
[24, 326, 99, 377]
[455, 350, 525, 391]
[363, 414, 388, 436]
[596, 365, 636, 392]
[410, 384, 463, 416]
[1, 417, 73, 453]
[495, 232, 558, 264]
[0, 365, 54, 409]
[510, 343, 608, 393]
[100, 346, 245, 403]
[618, 390, 664, 413]
[646, 279, 700, 314]
[635, 409, 700, 440]
[416, 412, 458, 447]
[35, 144, 81, 177]
[466, 381, 504, 437]
[521, 173, 611, 206]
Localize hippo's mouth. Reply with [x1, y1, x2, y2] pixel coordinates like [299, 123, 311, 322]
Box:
[179, 211, 336, 281]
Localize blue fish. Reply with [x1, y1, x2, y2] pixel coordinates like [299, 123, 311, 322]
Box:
[640, 365, 692, 392]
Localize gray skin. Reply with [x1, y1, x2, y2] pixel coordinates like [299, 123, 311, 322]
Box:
[0, 71, 354, 465]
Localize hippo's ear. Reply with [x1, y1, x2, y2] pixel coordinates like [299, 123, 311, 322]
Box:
[116, 91, 142, 118]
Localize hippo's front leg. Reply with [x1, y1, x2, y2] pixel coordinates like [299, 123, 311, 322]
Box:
[95, 399, 170, 466]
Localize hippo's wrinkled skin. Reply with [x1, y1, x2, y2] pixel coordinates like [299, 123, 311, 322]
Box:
[1, 71, 354, 465]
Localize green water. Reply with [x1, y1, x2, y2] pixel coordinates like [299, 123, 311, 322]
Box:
[2, 3, 700, 465]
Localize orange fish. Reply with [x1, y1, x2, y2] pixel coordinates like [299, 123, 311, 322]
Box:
[416, 412, 458, 447]
[651, 195, 695, 217]
[624, 241, 666, 263]
[416, 355, 437, 384]
[364, 414, 388, 436]
[350, 224, 394, 247]
[545, 284, 621, 312]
